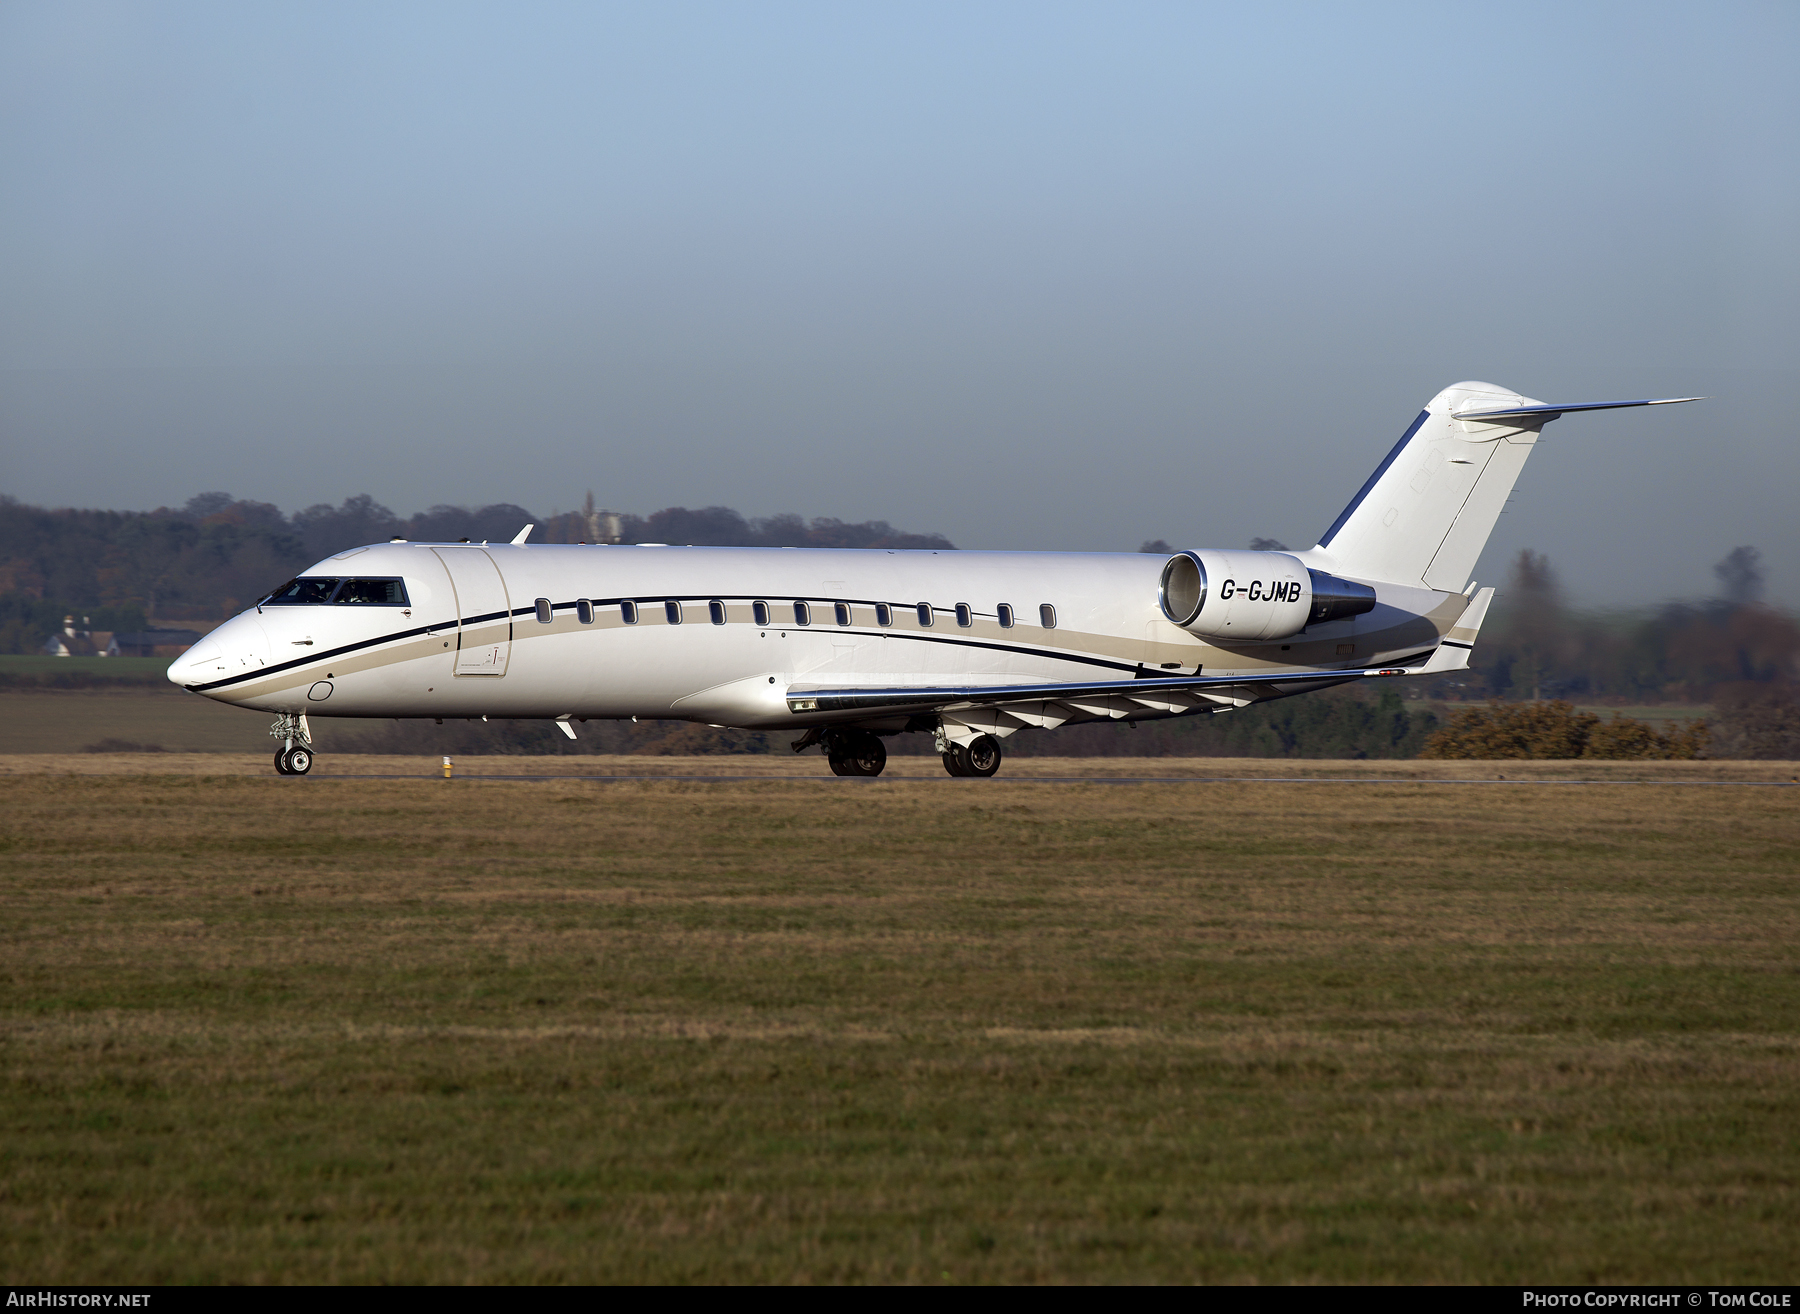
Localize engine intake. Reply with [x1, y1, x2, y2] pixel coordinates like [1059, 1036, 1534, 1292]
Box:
[1159, 551, 1375, 642]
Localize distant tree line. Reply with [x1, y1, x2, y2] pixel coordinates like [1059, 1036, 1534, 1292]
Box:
[1422, 545, 1799, 707]
[0, 490, 954, 646]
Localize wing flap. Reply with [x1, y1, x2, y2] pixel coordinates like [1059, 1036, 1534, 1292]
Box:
[989, 701, 1074, 730]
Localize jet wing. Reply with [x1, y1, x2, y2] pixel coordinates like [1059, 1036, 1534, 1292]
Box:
[784, 661, 1431, 720]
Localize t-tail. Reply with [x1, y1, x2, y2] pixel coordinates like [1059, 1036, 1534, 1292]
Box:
[1306, 382, 1701, 591]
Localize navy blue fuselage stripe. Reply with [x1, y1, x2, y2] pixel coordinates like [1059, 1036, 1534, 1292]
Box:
[1317, 410, 1430, 549]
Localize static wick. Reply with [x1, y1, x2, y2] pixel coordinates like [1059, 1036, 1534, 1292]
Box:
[442, 756, 453, 780]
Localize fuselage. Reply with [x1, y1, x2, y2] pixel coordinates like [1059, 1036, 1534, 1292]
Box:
[167, 541, 1465, 732]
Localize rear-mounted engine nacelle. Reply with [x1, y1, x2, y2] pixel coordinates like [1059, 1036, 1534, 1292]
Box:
[1158, 551, 1375, 642]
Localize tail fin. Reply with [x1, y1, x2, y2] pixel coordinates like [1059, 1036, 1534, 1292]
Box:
[1308, 382, 1700, 591]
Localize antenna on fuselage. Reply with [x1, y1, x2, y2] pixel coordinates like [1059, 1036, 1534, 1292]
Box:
[510, 524, 534, 545]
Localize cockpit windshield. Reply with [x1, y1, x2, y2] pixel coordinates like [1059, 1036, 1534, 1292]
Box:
[335, 578, 408, 605]
[264, 578, 341, 605]
[262, 577, 410, 606]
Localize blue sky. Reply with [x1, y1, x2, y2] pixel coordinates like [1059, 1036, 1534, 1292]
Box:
[2, 1, 1795, 605]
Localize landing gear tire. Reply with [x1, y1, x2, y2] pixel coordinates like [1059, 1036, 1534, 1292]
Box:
[276, 746, 313, 776]
[827, 731, 887, 777]
[941, 734, 1002, 778]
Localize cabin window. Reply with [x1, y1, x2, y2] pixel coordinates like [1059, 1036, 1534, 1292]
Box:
[665, 600, 683, 625]
[576, 599, 594, 625]
[621, 600, 639, 625]
[955, 603, 972, 628]
[875, 602, 892, 627]
[916, 602, 933, 627]
[753, 600, 770, 627]
[834, 602, 851, 627]
[333, 578, 410, 606]
[1039, 603, 1057, 629]
[263, 578, 340, 606]
[997, 603, 1014, 628]
[793, 601, 811, 626]
[534, 598, 553, 624]
[709, 599, 726, 625]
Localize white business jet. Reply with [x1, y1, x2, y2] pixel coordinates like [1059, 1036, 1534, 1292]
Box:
[168, 382, 1698, 777]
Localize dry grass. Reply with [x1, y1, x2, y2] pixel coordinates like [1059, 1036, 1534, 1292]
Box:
[2, 772, 1798, 1282]
[3, 751, 1795, 780]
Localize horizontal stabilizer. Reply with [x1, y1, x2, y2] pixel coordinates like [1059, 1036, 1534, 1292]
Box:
[1450, 397, 1702, 422]
[1314, 383, 1703, 592]
[1411, 587, 1494, 674]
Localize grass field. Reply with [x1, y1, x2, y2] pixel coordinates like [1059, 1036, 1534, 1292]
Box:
[0, 691, 274, 755]
[0, 656, 175, 685]
[3, 764, 1797, 1283]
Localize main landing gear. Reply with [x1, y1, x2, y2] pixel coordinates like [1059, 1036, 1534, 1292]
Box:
[791, 727, 889, 776]
[827, 729, 887, 777]
[791, 725, 1003, 777]
[941, 734, 1002, 778]
[271, 712, 314, 776]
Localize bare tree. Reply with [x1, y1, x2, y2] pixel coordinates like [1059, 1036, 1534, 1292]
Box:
[1714, 546, 1764, 605]
[1505, 549, 1566, 702]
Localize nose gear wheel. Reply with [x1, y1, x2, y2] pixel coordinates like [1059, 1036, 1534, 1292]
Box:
[275, 746, 313, 775]
[270, 712, 315, 775]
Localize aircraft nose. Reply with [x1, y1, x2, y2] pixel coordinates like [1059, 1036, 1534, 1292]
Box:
[167, 619, 271, 689]
[167, 638, 221, 686]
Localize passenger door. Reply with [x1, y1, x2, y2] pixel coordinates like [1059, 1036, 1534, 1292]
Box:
[431, 547, 513, 677]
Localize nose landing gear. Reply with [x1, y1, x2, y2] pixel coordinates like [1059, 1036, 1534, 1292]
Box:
[271, 712, 314, 775]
